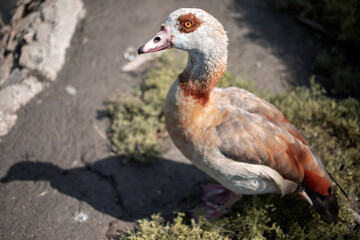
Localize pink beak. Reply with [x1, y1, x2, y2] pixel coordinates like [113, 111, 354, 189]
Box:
[138, 26, 173, 55]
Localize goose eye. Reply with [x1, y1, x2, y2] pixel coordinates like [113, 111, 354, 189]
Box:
[184, 21, 192, 28]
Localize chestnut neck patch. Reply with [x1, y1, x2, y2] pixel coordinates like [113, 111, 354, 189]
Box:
[177, 13, 202, 33]
[179, 65, 225, 106]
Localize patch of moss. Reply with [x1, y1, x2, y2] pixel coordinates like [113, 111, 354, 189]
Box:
[126, 195, 358, 239]
[107, 95, 163, 163]
[125, 213, 230, 240]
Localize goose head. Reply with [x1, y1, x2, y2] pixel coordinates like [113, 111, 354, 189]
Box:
[138, 8, 228, 70]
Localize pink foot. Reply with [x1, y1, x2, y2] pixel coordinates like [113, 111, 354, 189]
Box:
[196, 183, 242, 220]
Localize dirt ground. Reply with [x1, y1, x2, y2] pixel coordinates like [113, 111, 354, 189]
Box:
[0, 0, 320, 239]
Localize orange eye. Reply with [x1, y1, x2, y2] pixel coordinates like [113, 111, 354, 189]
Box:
[184, 21, 192, 28]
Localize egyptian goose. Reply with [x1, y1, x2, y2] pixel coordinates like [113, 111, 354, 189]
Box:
[138, 8, 340, 223]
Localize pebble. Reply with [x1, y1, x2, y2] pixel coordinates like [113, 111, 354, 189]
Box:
[123, 52, 135, 61]
[73, 212, 89, 222]
[82, 37, 88, 45]
[65, 85, 77, 96]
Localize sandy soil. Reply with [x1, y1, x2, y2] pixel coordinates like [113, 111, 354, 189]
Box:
[0, 0, 320, 239]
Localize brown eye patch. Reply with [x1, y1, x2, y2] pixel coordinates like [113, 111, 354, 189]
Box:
[177, 13, 202, 33]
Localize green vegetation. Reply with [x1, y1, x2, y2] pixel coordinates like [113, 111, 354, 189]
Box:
[107, 52, 186, 163]
[314, 48, 360, 96]
[126, 195, 358, 239]
[270, 0, 360, 96]
[125, 213, 230, 240]
[109, 51, 360, 239]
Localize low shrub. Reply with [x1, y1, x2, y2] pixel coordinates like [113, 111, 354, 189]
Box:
[125, 213, 229, 240]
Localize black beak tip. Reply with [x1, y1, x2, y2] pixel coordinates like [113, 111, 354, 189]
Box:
[138, 45, 144, 55]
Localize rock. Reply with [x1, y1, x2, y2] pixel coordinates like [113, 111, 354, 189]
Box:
[0, 0, 85, 140]
[6, 68, 29, 87]
[0, 76, 45, 138]
[0, 26, 11, 55]
[5, 31, 17, 53]
[6, 12, 40, 52]
[11, 4, 25, 23]
[16, 11, 41, 32]
[34, 22, 52, 43]
[22, 28, 36, 44]
[0, 110, 17, 137]
[41, 1, 56, 22]
[19, 44, 46, 67]
[22, 0, 86, 82]
[65, 85, 77, 96]
[16, 0, 32, 7]
[0, 76, 44, 112]
[0, 87, 15, 112]
[0, 113, 9, 136]
[0, 54, 14, 87]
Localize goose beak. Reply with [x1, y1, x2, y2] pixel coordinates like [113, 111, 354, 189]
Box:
[138, 26, 173, 55]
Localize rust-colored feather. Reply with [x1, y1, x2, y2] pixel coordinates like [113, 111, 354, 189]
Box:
[215, 106, 332, 196]
[303, 169, 332, 196]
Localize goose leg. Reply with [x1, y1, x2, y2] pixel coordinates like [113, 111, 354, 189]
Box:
[198, 183, 242, 219]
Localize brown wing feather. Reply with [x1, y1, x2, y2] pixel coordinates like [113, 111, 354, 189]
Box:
[215, 108, 332, 196]
[219, 87, 308, 144]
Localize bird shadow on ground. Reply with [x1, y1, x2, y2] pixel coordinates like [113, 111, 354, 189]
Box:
[230, 0, 322, 87]
[0, 156, 206, 221]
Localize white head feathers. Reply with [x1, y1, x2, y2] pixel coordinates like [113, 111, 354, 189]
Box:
[165, 8, 228, 68]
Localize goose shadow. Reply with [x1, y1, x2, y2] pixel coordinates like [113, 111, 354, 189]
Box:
[0, 156, 206, 221]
